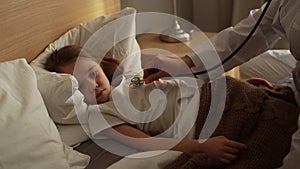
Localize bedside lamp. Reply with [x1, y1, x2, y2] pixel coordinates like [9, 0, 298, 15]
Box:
[159, 0, 191, 43]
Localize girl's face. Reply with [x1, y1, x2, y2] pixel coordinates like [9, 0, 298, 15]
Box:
[58, 58, 111, 104]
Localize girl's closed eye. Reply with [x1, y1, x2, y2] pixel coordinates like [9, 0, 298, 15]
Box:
[90, 70, 97, 79]
[89, 67, 99, 79]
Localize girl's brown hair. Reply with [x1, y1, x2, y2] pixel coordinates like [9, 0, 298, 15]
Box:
[45, 45, 120, 82]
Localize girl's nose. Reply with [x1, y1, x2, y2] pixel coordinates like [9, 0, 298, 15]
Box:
[95, 82, 99, 88]
[91, 82, 99, 92]
[87, 81, 98, 93]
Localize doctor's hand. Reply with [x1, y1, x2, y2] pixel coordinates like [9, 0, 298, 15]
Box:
[245, 77, 274, 89]
[292, 61, 300, 92]
[143, 54, 195, 82]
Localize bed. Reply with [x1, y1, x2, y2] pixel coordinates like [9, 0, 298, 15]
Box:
[1, 0, 299, 169]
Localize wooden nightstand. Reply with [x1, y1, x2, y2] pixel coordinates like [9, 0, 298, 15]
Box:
[137, 32, 240, 79]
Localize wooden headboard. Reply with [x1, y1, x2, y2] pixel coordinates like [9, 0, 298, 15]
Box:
[0, 0, 120, 63]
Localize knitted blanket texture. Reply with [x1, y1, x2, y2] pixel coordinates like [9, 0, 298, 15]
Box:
[164, 76, 299, 169]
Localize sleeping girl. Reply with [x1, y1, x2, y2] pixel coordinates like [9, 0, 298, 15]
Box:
[45, 45, 298, 168]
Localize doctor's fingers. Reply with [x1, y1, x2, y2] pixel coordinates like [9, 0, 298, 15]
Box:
[293, 61, 300, 74]
[142, 53, 167, 70]
[144, 70, 170, 82]
[292, 61, 300, 91]
[143, 53, 190, 73]
[143, 68, 158, 79]
[246, 78, 274, 89]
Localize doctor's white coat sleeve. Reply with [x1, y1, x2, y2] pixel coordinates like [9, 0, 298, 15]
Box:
[187, 0, 282, 76]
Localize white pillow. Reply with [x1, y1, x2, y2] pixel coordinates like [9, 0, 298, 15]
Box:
[239, 50, 296, 84]
[30, 7, 141, 146]
[0, 59, 89, 169]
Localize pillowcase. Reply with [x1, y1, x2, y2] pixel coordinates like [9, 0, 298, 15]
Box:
[30, 7, 141, 146]
[0, 59, 89, 169]
[239, 50, 296, 84]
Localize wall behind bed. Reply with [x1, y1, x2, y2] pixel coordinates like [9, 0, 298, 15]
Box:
[0, 0, 120, 63]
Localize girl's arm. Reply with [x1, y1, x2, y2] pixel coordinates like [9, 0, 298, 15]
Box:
[103, 124, 247, 164]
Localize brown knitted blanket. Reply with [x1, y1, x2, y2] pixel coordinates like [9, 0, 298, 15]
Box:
[164, 76, 299, 169]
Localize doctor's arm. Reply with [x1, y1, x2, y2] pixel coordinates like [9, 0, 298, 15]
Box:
[144, 0, 281, 82]
[189, 0, 283, 72]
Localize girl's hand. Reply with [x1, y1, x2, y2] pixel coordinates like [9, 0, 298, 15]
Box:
[245, 77, 274, 89]
[200, 136, 247, 164]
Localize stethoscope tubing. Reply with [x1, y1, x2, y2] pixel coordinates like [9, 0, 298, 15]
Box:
[192, 0, 273, 76]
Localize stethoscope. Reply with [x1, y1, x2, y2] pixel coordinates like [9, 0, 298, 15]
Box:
[193, 0, 273, 76]
[131, 0, 272, 87]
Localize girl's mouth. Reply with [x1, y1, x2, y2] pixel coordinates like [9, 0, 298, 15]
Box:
[96, 89, 104, 98]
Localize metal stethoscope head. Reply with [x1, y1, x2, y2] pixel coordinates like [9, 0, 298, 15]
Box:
[130, 76, 146, 88]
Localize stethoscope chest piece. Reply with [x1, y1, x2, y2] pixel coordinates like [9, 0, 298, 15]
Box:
[130, 76, 145, 88]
